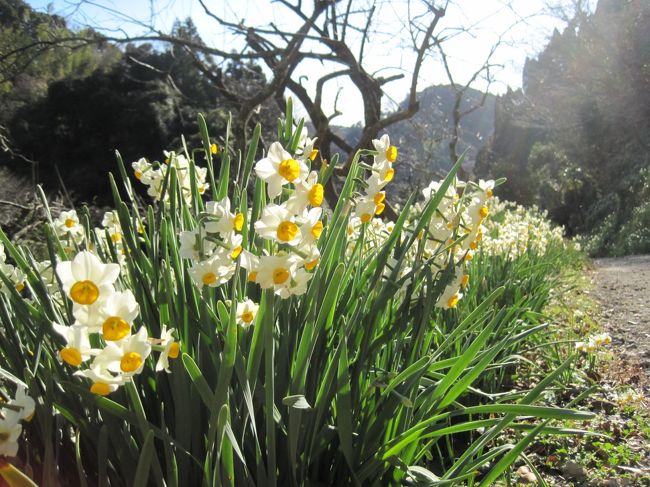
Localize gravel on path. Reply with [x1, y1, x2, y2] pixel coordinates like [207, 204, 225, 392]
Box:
[593, 255, 650, 372]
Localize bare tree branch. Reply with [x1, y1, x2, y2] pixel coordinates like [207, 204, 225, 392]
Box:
[7, 0, 529, 216]
[358, 4, 375, 65]
[339, 2, 447, 173]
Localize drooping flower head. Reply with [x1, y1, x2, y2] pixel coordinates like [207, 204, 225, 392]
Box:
[155, 325, 180, 373]
[53, 322, 94, 367]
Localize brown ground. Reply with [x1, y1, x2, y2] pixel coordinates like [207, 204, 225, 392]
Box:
[592, 255, 650, 384]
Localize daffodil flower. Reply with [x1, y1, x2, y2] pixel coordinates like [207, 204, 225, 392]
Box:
[93, 327, 151, 378]
[435, 268, 465, 309]
[255, 204, 302, 245]
[355, 197, 378, 224]
[189, 255, 236, 288]
[98, 290, 139, 341]
[131, 157, 153, 184]
[372, 134, 398, 165]
[0, 264, 26, 297]
[276, 267, 312, 298]
[285, 171, 324, 214]
[53, 210, 85, 242]
[253, 253, 299, 290]
[296, 134, 319, 162]
[204, 197, 244, 236]
[297, 207, 323, 246]
[254, 142, 308, 199]
[74, 363, 127, 396]
[155, 325, 180, 373]
[179, 229, 216, 261]
[296, 244, 321, 272]
[56, 251, 120, 306]
[215, 232, 244, 261]
[236, 300, 259, 328]
[72, 296, 108, 331]
[4, 386, 35, 424]
[52, 322, 95, 367]
[478, 179, 495, 199]
[0, 386, 37, 458]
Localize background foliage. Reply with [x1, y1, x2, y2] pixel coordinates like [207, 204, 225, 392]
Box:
[3, 0, 649, 255]
[478, 0, 650, 255]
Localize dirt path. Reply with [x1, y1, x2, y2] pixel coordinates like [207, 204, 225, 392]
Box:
[592, 255, 650, 372]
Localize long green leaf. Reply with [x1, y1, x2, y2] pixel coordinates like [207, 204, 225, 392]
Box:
[132, 431, 155, 487]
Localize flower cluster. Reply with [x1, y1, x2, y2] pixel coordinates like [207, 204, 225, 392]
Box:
[346, 175, 494, 310]
[422, 179, 493, 309]
[53, 251, 179, 395]
[180, 196, 245, 290]
[132, 150, 209, 205]
[481, 198, 564, 259]
[614, 388, 645, 408]
[343, 135, 398, 254]
[171, 130, 325, 308]
[575, 332, 612, 353]
[0, 385, 35, 458]
[0, 243, 26, 297]
[353, 134, 395, 223]
[34, 128, 497, 395]
[51, 208, 127, 256]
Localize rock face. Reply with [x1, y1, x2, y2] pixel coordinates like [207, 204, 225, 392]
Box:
[516, 465, 537, 484]
[562, 461, 588, 480]
[476, 88, 548, 204]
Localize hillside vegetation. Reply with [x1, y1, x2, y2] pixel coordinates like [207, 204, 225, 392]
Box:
[478, 0, 650, 256]
[0, 1, 276, 204]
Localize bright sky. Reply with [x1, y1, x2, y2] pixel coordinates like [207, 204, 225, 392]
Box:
[27, 0, 582, 125]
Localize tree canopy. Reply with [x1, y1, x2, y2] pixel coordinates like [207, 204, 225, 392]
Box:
[479, 0, 650, 254]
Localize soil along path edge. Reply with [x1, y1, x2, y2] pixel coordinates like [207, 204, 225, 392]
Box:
[593, 254, 650, 372]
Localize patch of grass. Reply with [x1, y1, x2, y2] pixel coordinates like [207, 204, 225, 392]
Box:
[509, 257, 650, 485]
[529, 410, 650, 485]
